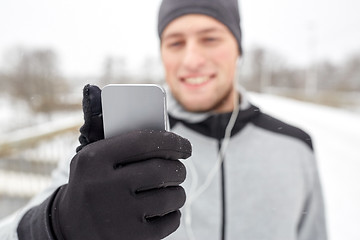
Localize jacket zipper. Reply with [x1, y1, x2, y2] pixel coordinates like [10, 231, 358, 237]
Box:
[219, 141, 226, 240]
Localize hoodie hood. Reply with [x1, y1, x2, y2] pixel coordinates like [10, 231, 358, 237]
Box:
[164, 84, 260, 140]
[165, 84, 252, 124]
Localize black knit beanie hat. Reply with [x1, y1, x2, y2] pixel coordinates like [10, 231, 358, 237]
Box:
[158, 0, 242, 54]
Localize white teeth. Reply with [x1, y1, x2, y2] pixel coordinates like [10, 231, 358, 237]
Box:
[184, 76, 209, 84]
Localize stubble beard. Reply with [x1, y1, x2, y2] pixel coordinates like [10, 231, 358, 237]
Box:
[177, 83, 235, 113]
[207, 83, 235, 113]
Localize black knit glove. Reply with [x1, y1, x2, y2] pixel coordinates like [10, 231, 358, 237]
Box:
[51, 130, 191, 240]
[76, 84, 104, 152]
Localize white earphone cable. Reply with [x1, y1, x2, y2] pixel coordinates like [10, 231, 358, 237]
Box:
[184, 89, 240, 240]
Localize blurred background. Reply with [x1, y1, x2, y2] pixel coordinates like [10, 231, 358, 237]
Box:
[0, 0, 359, 239]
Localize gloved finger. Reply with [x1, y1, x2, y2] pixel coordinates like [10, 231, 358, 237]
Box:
[79, 129, 192, 169]
[83, 84, 102, 117]
[146, 210, 182, 240]
[141, 186, 186, 220]
[120, 158, 186, 192]
[77, 84, 104, 152]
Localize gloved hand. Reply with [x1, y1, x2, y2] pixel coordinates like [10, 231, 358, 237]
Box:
[51, 130, 192, 240]
[76, 84, 104, 152]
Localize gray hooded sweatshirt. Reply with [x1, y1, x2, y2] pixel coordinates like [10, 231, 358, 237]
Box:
[165, 87, 327, 240]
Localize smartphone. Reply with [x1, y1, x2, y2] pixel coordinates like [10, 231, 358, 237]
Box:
[101, 84, 168, 138]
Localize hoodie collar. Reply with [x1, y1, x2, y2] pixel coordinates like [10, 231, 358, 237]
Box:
[164, 84, 260, 140]
[165, 84, 252, 124]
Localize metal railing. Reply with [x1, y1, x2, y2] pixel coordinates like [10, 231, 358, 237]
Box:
[0, 115, 82, 218]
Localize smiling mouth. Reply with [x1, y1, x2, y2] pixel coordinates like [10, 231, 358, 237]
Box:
[181, 74, 216, 86]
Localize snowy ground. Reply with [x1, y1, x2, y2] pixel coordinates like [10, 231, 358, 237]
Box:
[1, 93, 360, 239]
[249, 93, 360, 240]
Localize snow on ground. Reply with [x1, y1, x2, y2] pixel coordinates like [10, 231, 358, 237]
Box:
[0, 94, 82, 134]
[0, 170, 51, 198]
[249, 92, 360, 240]
[0, 96, 33, 134]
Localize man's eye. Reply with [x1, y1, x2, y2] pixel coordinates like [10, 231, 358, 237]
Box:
[204, 37, 218, 42]
[168, 41, 183, 48]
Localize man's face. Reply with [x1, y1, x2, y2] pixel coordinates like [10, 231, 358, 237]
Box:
[161, 14, 239, 113]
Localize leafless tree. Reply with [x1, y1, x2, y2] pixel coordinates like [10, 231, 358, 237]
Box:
[340, 54, 360, 91]
[238, 47, 288, 92]
[100, 56, 129, 86]
[2, 47, 68, 113]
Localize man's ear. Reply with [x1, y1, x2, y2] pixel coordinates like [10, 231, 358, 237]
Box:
[236, 56, 243, 68]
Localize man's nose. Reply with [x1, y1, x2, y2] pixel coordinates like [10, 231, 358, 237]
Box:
[182, 42, 206, 71]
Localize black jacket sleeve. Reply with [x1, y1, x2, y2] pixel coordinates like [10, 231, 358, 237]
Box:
[17, 188, 61, 240]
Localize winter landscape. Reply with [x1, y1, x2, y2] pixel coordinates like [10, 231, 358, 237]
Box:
[1, 0, 360, 238]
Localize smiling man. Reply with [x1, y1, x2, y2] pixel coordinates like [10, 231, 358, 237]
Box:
[158, 0, 327, 239]
[1, 0, 327, 240]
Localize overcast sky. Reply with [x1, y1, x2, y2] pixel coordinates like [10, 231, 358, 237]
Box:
[0, 0, 359, 76]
